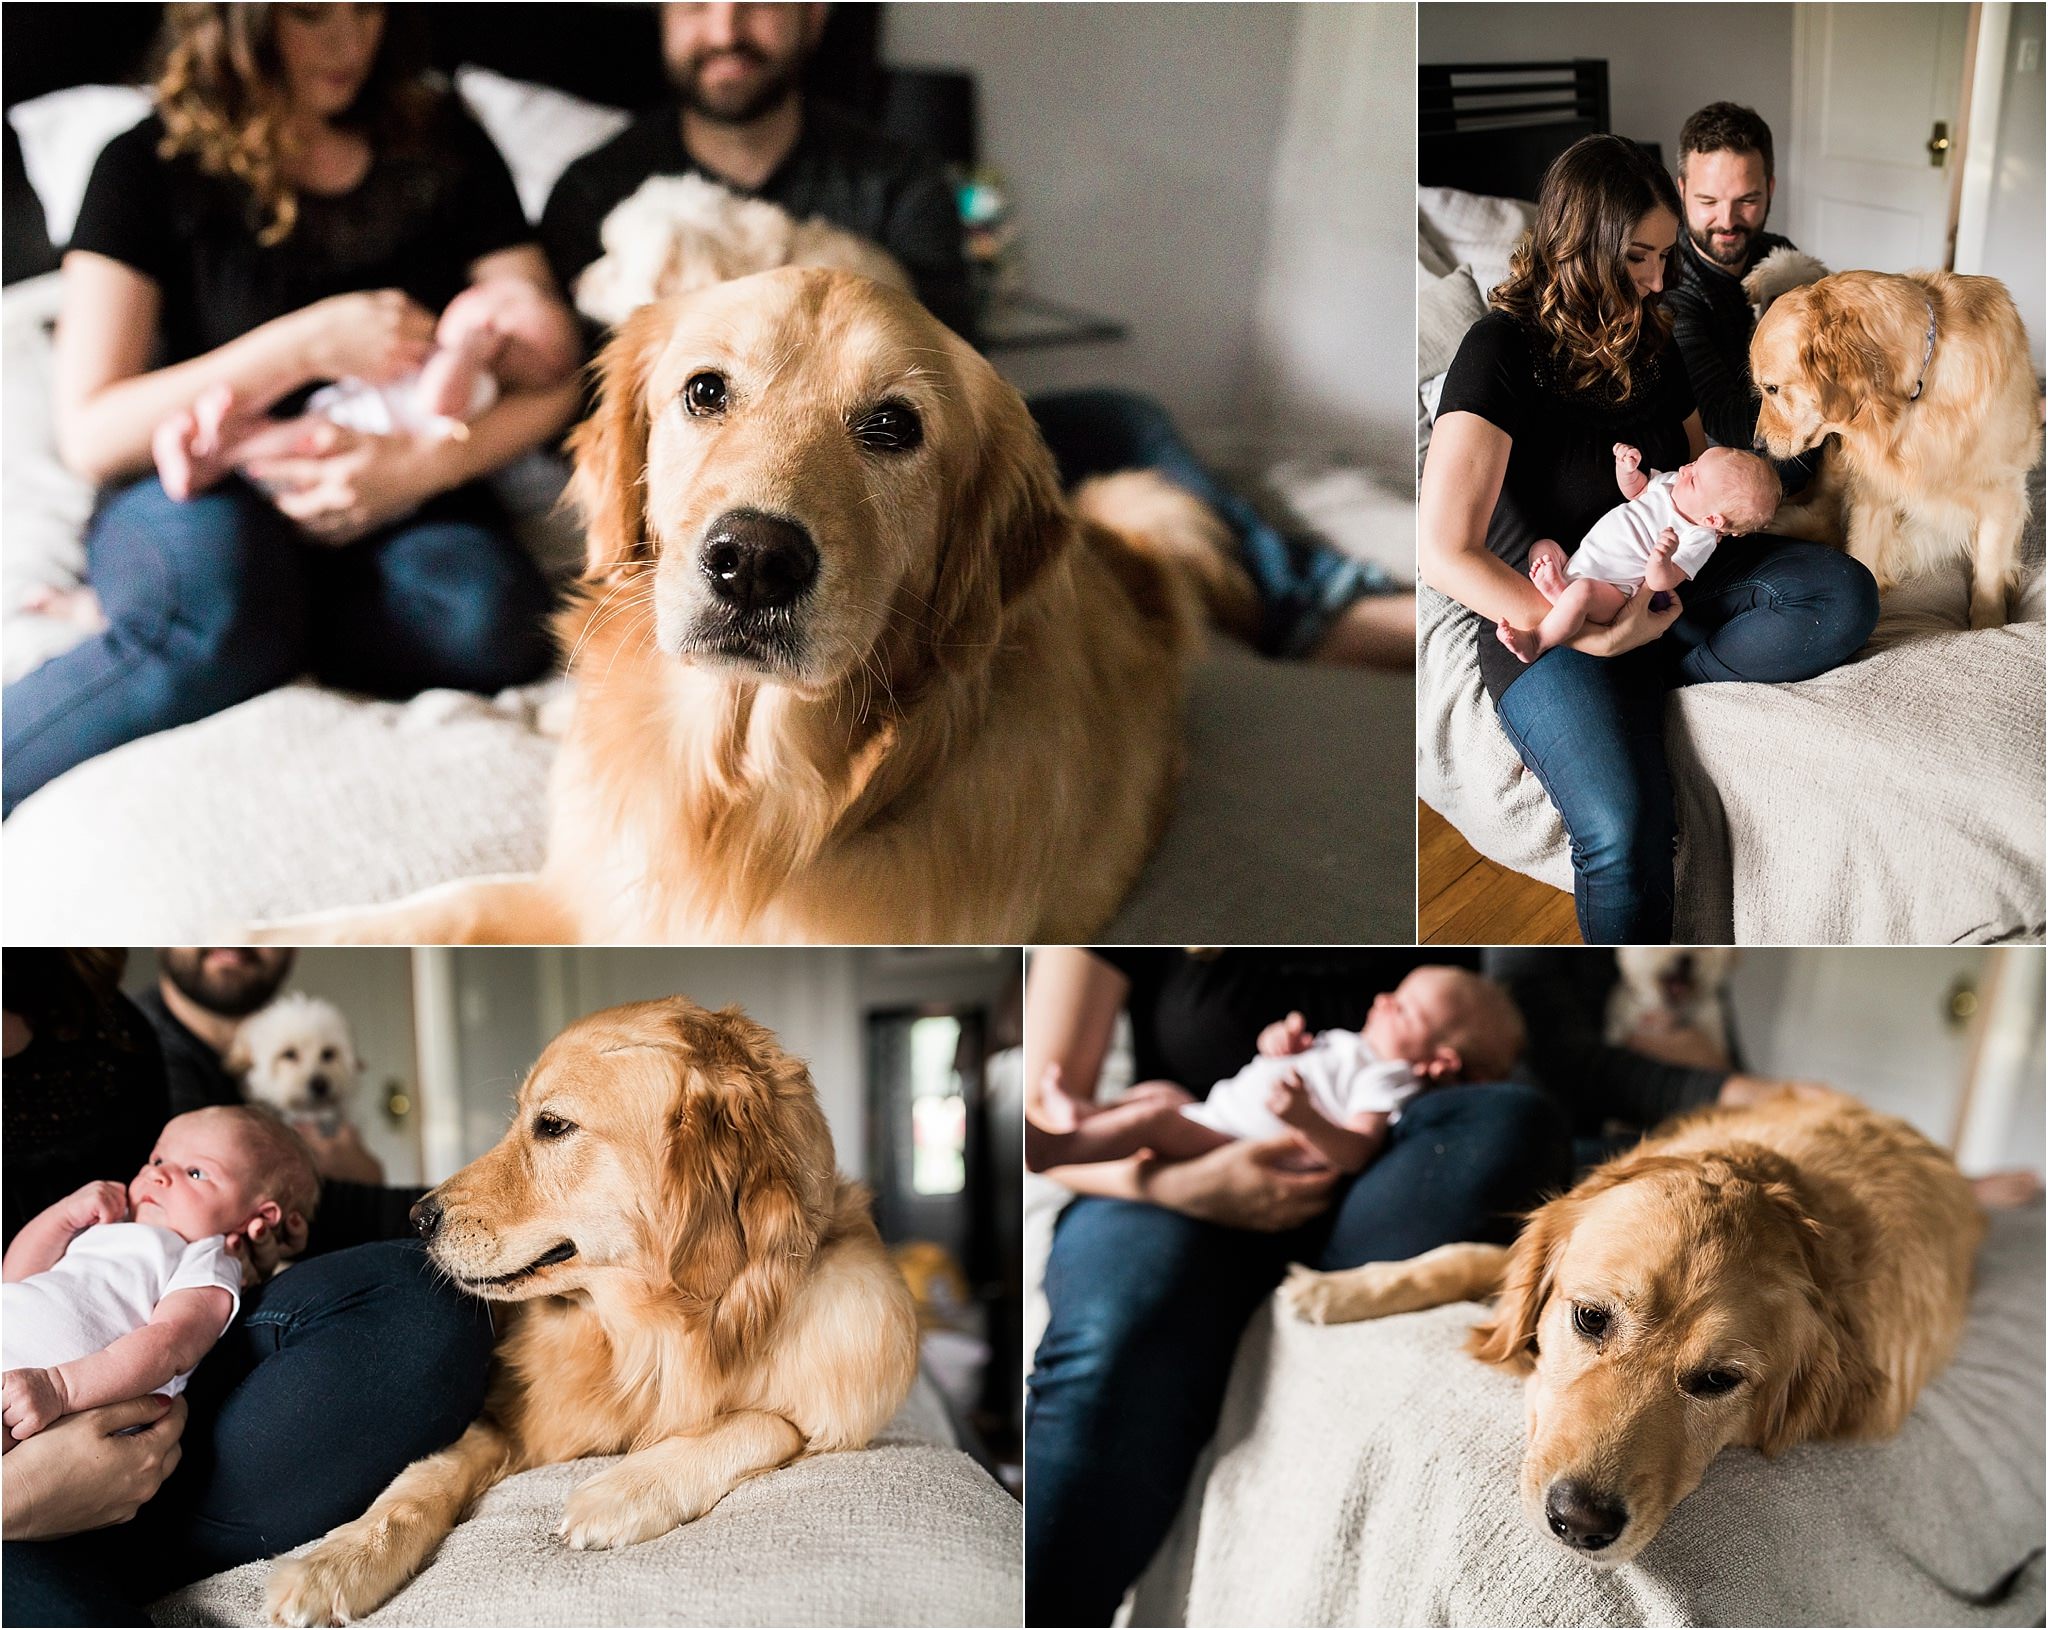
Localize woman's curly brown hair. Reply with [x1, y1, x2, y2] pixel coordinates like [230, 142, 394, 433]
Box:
[1490, 135, 1683, 402]
[152, 3, 434, 247]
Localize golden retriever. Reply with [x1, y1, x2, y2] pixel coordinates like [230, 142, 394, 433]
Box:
[1751, 269, 2042, 629]
[265, 997, 918, 1626]
[270, 267, 1247, 944]
[1281, 1088, 1982, 1565]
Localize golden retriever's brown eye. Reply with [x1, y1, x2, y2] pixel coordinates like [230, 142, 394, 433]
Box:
[684, 372, 728, 417]
[532, 1112, 575, 1141]
[1571, 1304, 1609, 1340]
[1684, 1367, 1744, 1397]
[852, 401, 923, 454]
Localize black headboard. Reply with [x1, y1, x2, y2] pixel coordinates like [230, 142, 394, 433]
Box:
[1418, 59, 1610, 201]
[3, 3, 929, 283]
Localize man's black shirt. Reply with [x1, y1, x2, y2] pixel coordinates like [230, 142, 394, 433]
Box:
[541, 100, 975, 342]
[1663, 230, 1817, 495]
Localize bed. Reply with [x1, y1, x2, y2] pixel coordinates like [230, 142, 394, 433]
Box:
[0, 10, 1416, 945]
[1414, 58, 2046, 945]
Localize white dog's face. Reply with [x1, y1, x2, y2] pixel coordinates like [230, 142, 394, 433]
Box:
[231, 994, 361, 1117]
[1616, 948, 1736, 1012]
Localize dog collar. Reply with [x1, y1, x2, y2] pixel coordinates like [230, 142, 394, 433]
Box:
[1908, 301, 1936, 401]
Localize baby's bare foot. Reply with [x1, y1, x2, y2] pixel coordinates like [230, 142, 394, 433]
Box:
[1496, 621, 1542, 664]
[154, 385, 242, 500]
[1527, 540, 1569, 600]
[22, 584, 106, 631]
[1974, 1171, 2043, 1209]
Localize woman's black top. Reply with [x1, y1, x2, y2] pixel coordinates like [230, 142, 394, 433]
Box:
[1088, 949, 1480, 1094]
[69, 104, 530, 369]
[1436, 310, 1697, 702]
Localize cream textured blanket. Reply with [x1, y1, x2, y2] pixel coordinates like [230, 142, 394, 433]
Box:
[1127, 1205, 2044, 1628]
[1417, 480, 2047, 943]
[154, 1378, 1021, 1628]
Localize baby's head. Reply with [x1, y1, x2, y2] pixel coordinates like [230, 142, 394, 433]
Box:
[1363, 967, 1526, 1084]
[1676, 447, 1780, 535]
[128, 1106, 319, 1277]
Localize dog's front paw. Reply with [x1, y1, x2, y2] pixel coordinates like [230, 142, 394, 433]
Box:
[557, 1463, 690, 1551]
[266, 1538, 392, 1627]
[1278, 1262, 1344, 1323]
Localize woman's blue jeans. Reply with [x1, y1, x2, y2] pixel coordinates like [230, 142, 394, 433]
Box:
[1494, 535, 1879, 944]
[1028, 388, 1395, 658]
[1, 1240, 495, 1627]
[1024, 1082, 1571, 1627]
[2, 477, 555, 817]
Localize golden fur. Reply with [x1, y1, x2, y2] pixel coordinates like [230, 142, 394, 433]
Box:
[1282, 1089, 1982, 1565]
[270, 267, 1246, 944]
[1751, 269, 2043, 629]
[266, 998, 918, 1626]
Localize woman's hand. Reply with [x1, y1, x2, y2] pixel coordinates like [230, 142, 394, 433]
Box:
[296, 1119, 385, 1185]
[0, 1394, 185, 1539]
[1567, 582, 1683, 657]
[294, 289, 437, 385]
[248, 427, 446, 546]
[1138, 1136, 1339, 1231]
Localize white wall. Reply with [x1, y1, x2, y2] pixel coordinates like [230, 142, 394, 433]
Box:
[1248, 3, 1418, 474]
[1729, 948, 2044, 1174]
[885, 3, 1411, 468]
[1418, 4, 1797, 185]
[1978, 2, 2047, 368]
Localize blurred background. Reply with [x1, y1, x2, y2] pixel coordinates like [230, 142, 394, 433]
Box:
[116, 946, 1025, 1488]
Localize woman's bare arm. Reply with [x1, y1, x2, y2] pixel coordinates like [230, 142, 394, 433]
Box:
[1022, 947, 1130, 1113]
[52, 252, 319, 486]
[1418, 411, 1556, 630]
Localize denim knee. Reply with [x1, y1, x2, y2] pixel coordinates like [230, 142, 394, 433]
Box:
[94, 480, 307, 692]
[1808, 554, 1881, 664]
[381, 527, 554, 691]
[1563, 774, 1673, 889]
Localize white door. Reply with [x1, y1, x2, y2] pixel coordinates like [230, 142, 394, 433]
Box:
[1787, 2, 1972, 271]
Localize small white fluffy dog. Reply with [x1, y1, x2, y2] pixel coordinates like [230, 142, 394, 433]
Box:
[573, 173, 914, 327]
[1605, 948, 1737, 1069]
[227, 994, 362, 1134]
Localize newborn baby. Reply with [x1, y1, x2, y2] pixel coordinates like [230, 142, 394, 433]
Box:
[1497, 443, 1782, 662]
[153, 276, 580, 501]
[1, 1106, 319, 1450]
[1028, 967, 1526, 1176]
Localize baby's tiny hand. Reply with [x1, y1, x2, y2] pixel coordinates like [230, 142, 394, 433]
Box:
[1265, 1070, 1309, 1121]
[1613, 443, 1641, 471]
[64, 1180, 129, 1232]
[1652, 528, 1678, 558]
[1257, 1013, 1313, 1058]
[2, 1367, 66, 1444]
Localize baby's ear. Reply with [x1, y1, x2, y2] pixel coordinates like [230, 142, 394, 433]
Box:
[1706, 511, 1728, 532]
[1423, 1045, 1463, 1082]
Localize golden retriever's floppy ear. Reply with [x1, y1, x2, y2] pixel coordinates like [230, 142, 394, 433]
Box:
[1798, 279, 1906, 430]
[567, 300, 673, 581]
[925, 359, 1070, 672]
[1751, 1177, 1884, 1455]
[1468, 1195, 1570, 1370]
[665, 1005, 833, 1372]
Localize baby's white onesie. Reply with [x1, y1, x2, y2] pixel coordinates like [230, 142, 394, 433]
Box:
[1565, 469, 1720, 591]
[2, 1223, 243, 1396]
[1182, 1029, 1423, 1144]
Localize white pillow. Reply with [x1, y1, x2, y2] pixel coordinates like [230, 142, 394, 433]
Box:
[1415, 185, 1536, 307]
[454, 65, 631, 226]
[7, 84, 155, 248]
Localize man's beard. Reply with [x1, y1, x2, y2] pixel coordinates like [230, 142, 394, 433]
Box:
[161, 949, 291, 1019]
[1687, 215, 1767, 271]
[675, 45, 804, 125]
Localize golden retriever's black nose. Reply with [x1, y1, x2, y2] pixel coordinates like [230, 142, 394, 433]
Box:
[1545, 1480, 1628, 1551]
[410, 1196, 444, 1241]
[701, 510, 819, 614]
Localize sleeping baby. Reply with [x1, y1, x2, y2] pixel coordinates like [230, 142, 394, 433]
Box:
[1027, 966, 1526, 1177]
[2, 1106, 318, 1450]
[1496, 443, 1782, 662]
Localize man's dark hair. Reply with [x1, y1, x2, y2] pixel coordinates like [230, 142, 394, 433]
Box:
[1678, 102, 1775, 182]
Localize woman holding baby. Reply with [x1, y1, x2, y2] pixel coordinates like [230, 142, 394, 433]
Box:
[1419, 134, 1879, 944]
[2, 3, 582, 817]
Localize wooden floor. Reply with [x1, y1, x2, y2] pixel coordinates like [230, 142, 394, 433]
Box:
[1417, 800, 1581, 945]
